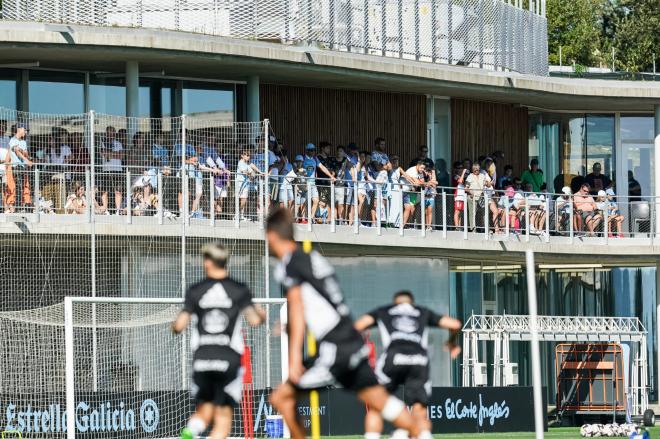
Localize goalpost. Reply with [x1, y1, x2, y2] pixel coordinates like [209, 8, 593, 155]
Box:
[63, 296, 287, 439]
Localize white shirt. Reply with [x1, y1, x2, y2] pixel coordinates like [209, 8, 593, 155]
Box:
[102, 139, 123, 172]
[0, 147, 8, 174]
[49, 145, 72, 165]
[404, 166, 423, 192]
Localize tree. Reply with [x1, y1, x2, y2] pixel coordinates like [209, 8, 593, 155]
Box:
[546, 0, 606, 67]
[546, 0, 659, 72]
[603, 0, 660, 72]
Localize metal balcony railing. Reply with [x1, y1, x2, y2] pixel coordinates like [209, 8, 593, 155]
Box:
[1, 0, 549, 76]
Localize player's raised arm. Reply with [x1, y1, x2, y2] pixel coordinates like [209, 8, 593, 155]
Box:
[436, 315, 462, 359]
[354, 314, 376, 333]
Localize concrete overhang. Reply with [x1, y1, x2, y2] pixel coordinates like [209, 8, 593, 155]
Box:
[2, 214, 659, 266]
[0, 21, 659, 111]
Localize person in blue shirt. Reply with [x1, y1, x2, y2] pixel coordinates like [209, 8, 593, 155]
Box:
[301, 143, 334, 223]
[174, 134, 203, 218]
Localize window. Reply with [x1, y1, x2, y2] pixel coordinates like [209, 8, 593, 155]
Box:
[29, 71, 84, 114]
[182, 82, 234, 121]
[89, 77, 126, 115]
[0, 69, 18, 110]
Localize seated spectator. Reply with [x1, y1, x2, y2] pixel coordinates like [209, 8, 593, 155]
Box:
[596, 189, 624, 238]
[585, 162, 611, 195]
[555, 186, 573, 233]
[130, 183, 158, 216]
[525, 182, 547, 235]
[520, 159, 544, 192]
[573, 183, 601, 236]
[64, 181, 88, 214]
[496, 185, 524, 233]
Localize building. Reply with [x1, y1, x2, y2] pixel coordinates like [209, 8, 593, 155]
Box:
[0, 0, 659, 407]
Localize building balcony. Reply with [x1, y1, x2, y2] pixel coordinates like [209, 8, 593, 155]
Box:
[1, 0, 549, 76]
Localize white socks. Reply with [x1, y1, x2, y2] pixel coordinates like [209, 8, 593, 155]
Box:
[390, 428, 410, 439]
[365, 432, 381, 439]
[418, 430, 433, 439]
[187, 416, 206, 435]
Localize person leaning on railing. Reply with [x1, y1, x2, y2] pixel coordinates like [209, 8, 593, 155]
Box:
[64, 181, 88, 214]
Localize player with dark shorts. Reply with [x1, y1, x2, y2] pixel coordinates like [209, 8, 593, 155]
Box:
[354, 291, 462, 439]
[266, 208, 425, 439]
[173, 242, 265, 439]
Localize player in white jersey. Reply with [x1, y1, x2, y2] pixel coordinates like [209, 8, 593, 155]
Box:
[265, 208, 427, 439]
[173, 242, 265, 439]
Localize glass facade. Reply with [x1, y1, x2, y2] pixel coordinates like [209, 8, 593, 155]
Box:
[0, 70, 18, 110]
[530, 113, 616, 194]
[621, 116, 655, 199]
[28, 71, 85, 114]
[450, 264, 657, 403]
[0, 69, 237, 121]
[182, 82, 235, 122]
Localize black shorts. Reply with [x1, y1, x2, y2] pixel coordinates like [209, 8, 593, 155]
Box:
[376, 349, 430, 406]
[98, 172, 124, 194]
[294, 338, 378, 392]
[192, 355, 244, 407]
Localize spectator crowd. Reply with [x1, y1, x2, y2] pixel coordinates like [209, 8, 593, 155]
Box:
[0, 120, 632, 238]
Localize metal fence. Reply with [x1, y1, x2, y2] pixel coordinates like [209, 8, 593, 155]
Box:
[1, 0, 549, 76]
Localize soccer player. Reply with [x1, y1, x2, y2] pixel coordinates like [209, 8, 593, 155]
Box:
[173, 242, 266, 439]
[354, 291, 462, 439]
[266, 208, 426, 439]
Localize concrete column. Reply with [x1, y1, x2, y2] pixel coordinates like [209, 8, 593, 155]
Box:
[18, 70, 29, 112]
[125, 61, 139, 119]
[246, 75, 260, 123]
[655, 104, 660, 237]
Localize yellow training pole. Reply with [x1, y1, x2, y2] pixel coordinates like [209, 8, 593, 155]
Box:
[302, 240, 321, 439]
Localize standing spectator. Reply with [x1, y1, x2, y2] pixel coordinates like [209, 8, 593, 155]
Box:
[490, 150, 505, 185]
[152, 131, 171, 168]
[520, 159, 544, 193]
[344, 144, 362, 225]
[100, 126, 125, 214]
[235, 150, 263, 221]
[334, 145, 350, 223]
[316, 141, 335, 204]
[372, 137, 389, 166]
[302, 144, 321, 222]
[453, 162, 467, 229]
[465, 163, 492, 230]
[628, 170, 642, 201]
[174, 133, 203, 218]
[278, 152, 296, 212]
[573, 183, 601, 236]
[6, 123, 33, 212]
[408, 145, 433, 169]
[497, 165, 514, 189]
[200, 134, 230, 217]
[422, 162, 437, 230]
[401, 160, 427, 227]
[46, 130, 73, 213]
[0, 139, 10, 212]
[585, 162, 611, 195]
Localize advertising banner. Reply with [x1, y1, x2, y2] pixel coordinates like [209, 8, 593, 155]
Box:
[0, 387, 546, 437]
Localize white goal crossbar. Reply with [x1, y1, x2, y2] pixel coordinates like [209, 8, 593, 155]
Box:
[64, 296, 287, 439]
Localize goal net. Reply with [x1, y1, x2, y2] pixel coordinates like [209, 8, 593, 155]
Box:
[0, 297, 286, 438]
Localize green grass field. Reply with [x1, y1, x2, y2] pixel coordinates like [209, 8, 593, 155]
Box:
[323, 426, 659, 438]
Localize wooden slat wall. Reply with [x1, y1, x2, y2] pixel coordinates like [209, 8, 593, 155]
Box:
[451, 99, 529, 175]
[260, 84, 426, 163]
